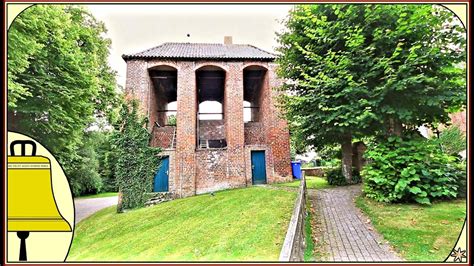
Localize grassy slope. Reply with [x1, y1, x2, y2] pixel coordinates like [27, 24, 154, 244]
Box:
[276, 176, 333, 190]
[68, 187, 296, 261]
[356, 196, 466, 261]
[75, 192, 118, 199]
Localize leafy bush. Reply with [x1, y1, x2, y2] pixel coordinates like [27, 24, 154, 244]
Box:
[456, 160, 467, 199]
[362, 137, 464, 204]
[435, 126, 466, 156]
[326, 168, 346, 186]
[352, 169, 362, 184]
[167, 114, 177, 126]
[113, 100, 161, 211]
[326, 167, 361, 186]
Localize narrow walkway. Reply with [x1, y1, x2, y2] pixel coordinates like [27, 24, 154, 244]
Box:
[74, 196, 118, 224]
[310, 185, 402, 262]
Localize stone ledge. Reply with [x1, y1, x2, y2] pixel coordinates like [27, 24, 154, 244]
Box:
[144, 192, 174, 207]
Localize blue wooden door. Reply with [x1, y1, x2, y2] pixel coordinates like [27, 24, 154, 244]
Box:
[251, 151, 267, 184]
[154, 157, 169, 192]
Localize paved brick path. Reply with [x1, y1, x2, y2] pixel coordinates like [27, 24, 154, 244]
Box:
[311, 185, 402, 262]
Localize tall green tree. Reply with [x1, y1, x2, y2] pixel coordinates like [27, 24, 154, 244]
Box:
[8, 5, 120, 183]
[68, 132, 103, 196]
[277, 4, 466, 181]
[96, 131, 120, 192]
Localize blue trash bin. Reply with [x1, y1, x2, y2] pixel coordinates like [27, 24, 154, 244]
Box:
[291, 161, 302, 179]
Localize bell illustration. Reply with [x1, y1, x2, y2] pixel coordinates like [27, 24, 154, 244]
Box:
[7, 140, 72, 261]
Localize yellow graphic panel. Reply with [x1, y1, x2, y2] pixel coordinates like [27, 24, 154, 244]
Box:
[7, 132, 74, 262]
[445, 220, 468, 262]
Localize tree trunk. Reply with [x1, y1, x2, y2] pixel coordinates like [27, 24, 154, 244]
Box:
[341, 133, 353, 183]
[116, 191, 123, 213]
[388, 117, 403, 136]
[352, 141, 367, 172]
[7, 109, 19, 131]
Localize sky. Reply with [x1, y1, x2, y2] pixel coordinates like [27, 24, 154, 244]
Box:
[87, 4, 294, 87]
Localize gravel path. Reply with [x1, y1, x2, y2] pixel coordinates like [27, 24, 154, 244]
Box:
[310, 185, 402, 262]
[73, 196, 118, 224]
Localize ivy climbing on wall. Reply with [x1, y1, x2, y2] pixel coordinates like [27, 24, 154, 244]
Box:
[112, 100, 161, 211]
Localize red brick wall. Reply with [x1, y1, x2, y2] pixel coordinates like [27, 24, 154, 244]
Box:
[151, 126, 175, 149]
[267, 63, 292, 178]
[224, 62, 247, 183]
[244, 122, 266, 145]
[124, 60, 150, 116]
[199, 120, 225, 140]
[195, 149, 246, 194]
[175, 61, 197, 197]
[124, 59, 292, 197]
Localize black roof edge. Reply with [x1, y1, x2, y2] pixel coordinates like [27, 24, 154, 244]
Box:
[122, 55, 276, 62]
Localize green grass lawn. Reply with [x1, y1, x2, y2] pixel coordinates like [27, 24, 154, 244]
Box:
[356, 196, 466, 261]
[68, 187, 296, 261]
[303, 200, 316, 261]
[75, 192, 118, 199]
[276, 176, 333, 190]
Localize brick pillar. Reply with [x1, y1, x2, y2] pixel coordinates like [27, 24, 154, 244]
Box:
[267, 63, 292, 179]
[124, 60, 151, 116]
[175, 62, 197, 197]
[225, 63, 246, 185]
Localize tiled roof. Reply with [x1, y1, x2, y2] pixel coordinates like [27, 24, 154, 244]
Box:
[122, 42, 276, 60]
